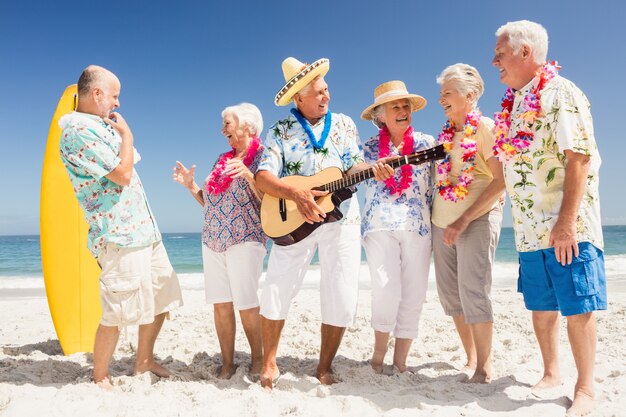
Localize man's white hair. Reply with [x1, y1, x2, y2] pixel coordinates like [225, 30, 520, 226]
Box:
[221, 102, 263, 137]
[293, 75, 323, 109]
[496, 20, 549, 65]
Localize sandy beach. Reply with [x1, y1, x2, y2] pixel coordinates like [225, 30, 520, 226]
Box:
[1, 267, 624, 417]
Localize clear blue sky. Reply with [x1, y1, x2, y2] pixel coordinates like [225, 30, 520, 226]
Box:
[2, 0, 625, 235]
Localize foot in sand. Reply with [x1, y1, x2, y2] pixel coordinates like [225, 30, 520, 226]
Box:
[566, 389, 595, 416]
[316, 370, 338, 385]
[95, 377, 114, 391]
[393, 363, 408, 374]
[467, 369, 492, 384]
[530, 376, 564, 398]
[217, 364, 238, 380]
[370, 350, 386, 374]
[134, 360, 171, 379]
[249, 360, 262, 377]
[260, 364, 280, 390]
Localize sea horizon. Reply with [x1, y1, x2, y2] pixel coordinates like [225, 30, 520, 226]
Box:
[1, 226, 625, 291]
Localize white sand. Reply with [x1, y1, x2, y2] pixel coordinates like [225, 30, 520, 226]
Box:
[1, 267, 625, 417]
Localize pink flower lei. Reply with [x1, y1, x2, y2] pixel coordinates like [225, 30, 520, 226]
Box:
[436, 110, 481, 202]
[379, 126, 414, 195]
[493, 61, 560, 161]
[205, 136, 261, 194]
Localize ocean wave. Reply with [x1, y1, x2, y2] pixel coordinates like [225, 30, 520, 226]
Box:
[1, 257, 624, 290]
[0, 276, 45, 289]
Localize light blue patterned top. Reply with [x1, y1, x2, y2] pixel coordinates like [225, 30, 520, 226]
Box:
[59, 112, 160, 258]
[258, 112, 365, 224]
[361, 131, 437, 237]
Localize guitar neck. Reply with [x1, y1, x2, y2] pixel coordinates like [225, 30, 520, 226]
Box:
[316, 145, 443, 193]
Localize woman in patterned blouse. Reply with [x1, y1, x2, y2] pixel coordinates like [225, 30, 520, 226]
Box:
[360, 81, 436, 374]
[173, 103, 267, 379]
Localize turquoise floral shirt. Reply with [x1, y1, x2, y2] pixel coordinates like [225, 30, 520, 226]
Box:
[361, 131, 437, 237]
[504, 75, 603, 252]
[258, 112, 365, 224]
[59, 112, 160, 257]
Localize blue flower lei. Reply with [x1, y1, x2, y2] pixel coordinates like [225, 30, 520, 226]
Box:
[290, 108, 332, 150]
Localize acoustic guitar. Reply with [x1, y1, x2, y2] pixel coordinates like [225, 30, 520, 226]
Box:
[260, 144, 446, 246]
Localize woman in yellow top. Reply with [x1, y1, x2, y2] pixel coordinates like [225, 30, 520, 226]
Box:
[432, 63, 505, 383]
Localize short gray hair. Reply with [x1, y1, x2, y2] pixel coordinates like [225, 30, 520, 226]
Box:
[436, 63, 484, 108]
[496, 20, 548, 65]
[221, 102, 263, 137]
[77, 65, 113, 97]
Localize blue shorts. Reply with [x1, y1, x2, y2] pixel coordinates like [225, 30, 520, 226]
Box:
[517, 242, 607, 316]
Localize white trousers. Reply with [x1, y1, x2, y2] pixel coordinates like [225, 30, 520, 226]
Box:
[363, 230, 431, 339]
[260, 222, 361, 327]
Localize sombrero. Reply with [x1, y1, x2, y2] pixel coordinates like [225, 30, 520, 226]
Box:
[275, 57, 330, 106]
[361, 80, 427, 120]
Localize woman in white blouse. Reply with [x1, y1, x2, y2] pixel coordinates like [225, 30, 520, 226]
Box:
[360, 81, 436, 373]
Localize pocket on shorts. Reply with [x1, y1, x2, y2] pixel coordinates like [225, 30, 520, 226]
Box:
[101, 275, 143, 325]
[519, 251, 550, 289]
[567, 246, 600, 297]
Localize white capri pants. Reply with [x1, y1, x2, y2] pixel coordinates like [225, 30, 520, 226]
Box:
[363, 230, 431, 339]
[260, 222, 361, 327]
[202, 241, 266, 310]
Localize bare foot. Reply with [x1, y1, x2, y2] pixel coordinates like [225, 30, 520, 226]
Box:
[531, 375, 564, 398]
[95, 377, 114, 391]
[566, 389, 595, 416]
[316, 370, 337, 385]
[393, 363, 408, 373]
[250, 360, 262, 376]
[134, 360, 171, 378]
[217, 364, 238, 380]
[260, 364, 280, 391]
[370, 360, 384, 374]
[468, 369, 492, 384]
[371, 350, 386, 374]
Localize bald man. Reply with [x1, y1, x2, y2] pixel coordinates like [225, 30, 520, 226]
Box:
[59, 65, 183, 388]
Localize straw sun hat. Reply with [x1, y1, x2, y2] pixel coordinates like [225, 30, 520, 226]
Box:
[361, 80, 427, 120]
[275, 57, 330, 106]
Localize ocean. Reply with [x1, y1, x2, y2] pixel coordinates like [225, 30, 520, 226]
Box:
[1, 226, 625, 290]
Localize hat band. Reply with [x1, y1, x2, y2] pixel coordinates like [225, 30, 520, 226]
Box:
[374, 89, 410, 104]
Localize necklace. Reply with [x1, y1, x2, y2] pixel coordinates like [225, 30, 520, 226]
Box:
[436, 110, 481, 202]
[493, 61, 560, 161]
[379, 126, 414, 195]
[205, 136, 261, 194]
[290, 108, 331, 150]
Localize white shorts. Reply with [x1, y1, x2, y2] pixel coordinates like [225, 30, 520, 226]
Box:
[202, 242, 266, 310]
[363, 230, 431, 339]
[98, 241, 183, 329]
[260, 222, 361, 327]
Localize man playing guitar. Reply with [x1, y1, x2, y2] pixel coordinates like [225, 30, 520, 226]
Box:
[255, 57, 393, 389]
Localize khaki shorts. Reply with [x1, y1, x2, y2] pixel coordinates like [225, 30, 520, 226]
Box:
[432, 207, 502, 324]
[98, 241, 183, 329]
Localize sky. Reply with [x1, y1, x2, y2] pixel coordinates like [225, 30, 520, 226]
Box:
[2, 0, 625, 235]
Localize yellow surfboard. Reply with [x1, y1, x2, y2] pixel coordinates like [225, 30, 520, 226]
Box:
[40, 84, 101, 355]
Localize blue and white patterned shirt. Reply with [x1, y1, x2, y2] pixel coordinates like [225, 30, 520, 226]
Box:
[361, 131, 437, 237]
[201, 147, 268, 252]
[258, 111, 365, 224]
[59, 112, 160, 258]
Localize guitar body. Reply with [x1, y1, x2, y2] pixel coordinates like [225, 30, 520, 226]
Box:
[260, 144, 445, 246]
[260, 167, 353, 246]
